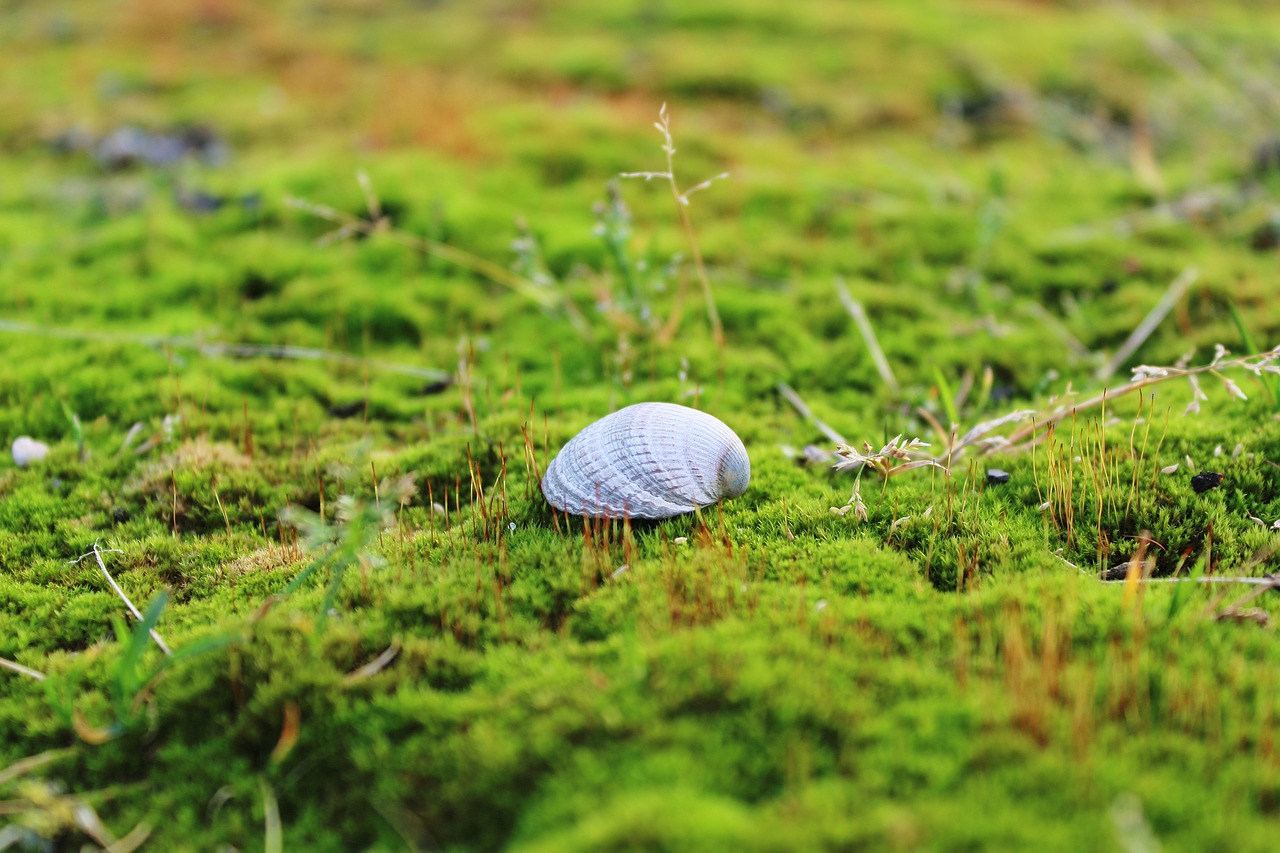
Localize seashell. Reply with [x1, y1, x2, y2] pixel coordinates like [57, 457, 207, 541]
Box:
[541, 402, 750, 520]
[11, 436, 50, 468]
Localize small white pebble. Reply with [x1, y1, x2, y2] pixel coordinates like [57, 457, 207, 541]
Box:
[611, 564, 629, 579]
[815, 599, 828, 612]
[1273, 519, 1280, 531]
[1213, 445, 1223, 457]
[1232, 443, 1244, 459]
[1038, 501, 1051, 512]
[1160, 463, 1179, 475]
[674, 536, 688, 545]
[1184, 455, 1197, 472]
[430, 502, 445, 514]
[11, 436, 49, 467]
[508, 521, 516, 532]
[922, 505, 934, 519]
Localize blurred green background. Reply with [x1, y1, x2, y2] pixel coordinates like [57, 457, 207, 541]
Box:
[2, 2, 1280, 851]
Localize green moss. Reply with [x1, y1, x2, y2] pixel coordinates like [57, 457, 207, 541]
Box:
[2, 0, 1280, 850]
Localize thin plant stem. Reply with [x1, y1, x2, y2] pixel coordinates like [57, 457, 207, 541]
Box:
[621, 104, 728, 351]
[0, 319, 451, 383]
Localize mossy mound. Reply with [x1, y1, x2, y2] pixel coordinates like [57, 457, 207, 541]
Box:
[2, 1, 1280, 850]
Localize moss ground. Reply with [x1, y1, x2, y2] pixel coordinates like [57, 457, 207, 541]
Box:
[2, 1, 1280, 850]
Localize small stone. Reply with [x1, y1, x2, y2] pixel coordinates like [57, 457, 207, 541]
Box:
[11, 436, 50, 467]
[986, 468, 1011, 485]
[1191, 471, 1224, 493]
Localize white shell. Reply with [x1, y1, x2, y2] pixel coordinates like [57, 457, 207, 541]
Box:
[542, 402, 750, 520]
[11, 436, 49, 468]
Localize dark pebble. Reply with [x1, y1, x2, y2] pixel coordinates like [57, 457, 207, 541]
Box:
[175, 188, 263, 215]
[417, 378, 453, 396]
[1191, 471, 1224, 493]
[1252, 137, 1280, 177]
[1250, 218, 1280, 251]
[328, 400, 366, 419]
[986, 468, 1010, 485]
[91, 124, 229, 171]
[175, 188, 226, 213]
[1100, 563, 1131, 581]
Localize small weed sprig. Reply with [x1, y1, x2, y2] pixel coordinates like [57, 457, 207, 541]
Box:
[621, 104, 729, 351]
[282, 456, 416, 626]
[44, 591, 238, 743]
[510, 216, 556, 290]
[66, 592, 170, 742]
[830, 436, 942, 520]
[593, 179, 645, 316]
[287, 172, 590, 337]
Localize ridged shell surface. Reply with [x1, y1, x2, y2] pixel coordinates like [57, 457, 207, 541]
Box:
[542, 403, 750, 520]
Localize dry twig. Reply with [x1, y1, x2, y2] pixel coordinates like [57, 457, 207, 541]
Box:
[0, 657, 45, 681]
[776, 381, 848, 446]
[70, 543, 172, 656]
[1096, 266, 1197, 381]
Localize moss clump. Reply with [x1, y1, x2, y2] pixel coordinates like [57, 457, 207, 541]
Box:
[3, 1, 1280, 850]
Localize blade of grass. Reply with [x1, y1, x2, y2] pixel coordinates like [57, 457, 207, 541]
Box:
[260, 778, 283, 853]
[933, 367, 959, 428]
[836, 278, 901, 396]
